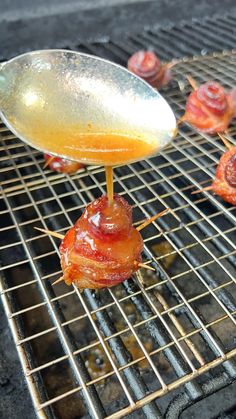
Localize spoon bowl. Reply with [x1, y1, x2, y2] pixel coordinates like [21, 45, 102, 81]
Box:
[0, 49, 176, 165]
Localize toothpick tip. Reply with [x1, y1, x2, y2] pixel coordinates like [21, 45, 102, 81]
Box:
[34, 226, 65, 240]
[137, 263, 155, 272]
[43, 156, 55, 169]
[136, 208, 169, 232]
[52, 277, 64, 286]
[217, 132, 233, 150]
[191, 185, 213, 195]
[186, 75, 199, 90]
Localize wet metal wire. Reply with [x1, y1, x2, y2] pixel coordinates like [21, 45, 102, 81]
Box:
[1, 16, 236, 419]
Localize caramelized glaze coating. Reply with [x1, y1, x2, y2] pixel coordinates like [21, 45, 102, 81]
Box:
[127, 51, 172, 89]
[60, 195, 143, 289]
[182, 81, 234, 133]
[211, 146, 236, 205]
[44, 154, 84, 174]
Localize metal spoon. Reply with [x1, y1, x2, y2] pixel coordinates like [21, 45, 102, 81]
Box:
[0, 49, 176, 165]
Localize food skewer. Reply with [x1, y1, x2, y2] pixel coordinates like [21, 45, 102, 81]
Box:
[51, 262, 156, 286]
[217, 132, 233, 150]
[136, 263, 155, 272]
[35, 208, 169, 240]
[34, 207, 169, 241]
[43, 155, 55, 169]
[186, 75, 198, 90]
[136, 208, 169, 231]
[191, 185, 213, 195]
[52, 277, 64, 286]
[51, 261, 156, 285]
[34, 227, 64, 240]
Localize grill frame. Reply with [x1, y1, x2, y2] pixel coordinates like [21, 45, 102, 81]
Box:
[1, 24, 236, 418]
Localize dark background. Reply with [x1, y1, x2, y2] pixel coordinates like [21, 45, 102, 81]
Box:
[1, 0, 236, 59]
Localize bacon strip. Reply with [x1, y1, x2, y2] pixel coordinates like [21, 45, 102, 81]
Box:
[59, 195, 143, 289]
[127, 50, 173, 89]
[181, 81, 234, 133]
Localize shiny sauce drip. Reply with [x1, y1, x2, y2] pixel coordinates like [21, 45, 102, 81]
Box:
[105, 166, 114, 204]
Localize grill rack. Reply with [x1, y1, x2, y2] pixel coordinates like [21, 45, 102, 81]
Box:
[1, 23, 236, 419]
[66, 13, 236, 64]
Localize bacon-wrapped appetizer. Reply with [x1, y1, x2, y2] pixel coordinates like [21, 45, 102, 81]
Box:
[210, 145, 236, 205]
[193, 137, 236, 205]
[181, 78, 234, 134]
[127, 50, 173, 89]
[59, 194, 143, 289]
[36, 194, 168, 289]
[44, 154, 84, 174]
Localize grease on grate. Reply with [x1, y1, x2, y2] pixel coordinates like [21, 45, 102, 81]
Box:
[151, 240, 177, 270]
[85, 329, 153, 380]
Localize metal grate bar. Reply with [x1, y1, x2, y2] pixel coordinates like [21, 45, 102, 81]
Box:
[78, 169, 209, 398]
[117, 164, 232, 360]
[1, 30, 236, 419]
[82, 289, 162, 419]
[0, 191, 107, 418]
[69, 16, 236, 76]
[1, 146, 107, 418]
[23, 144, 164, 417]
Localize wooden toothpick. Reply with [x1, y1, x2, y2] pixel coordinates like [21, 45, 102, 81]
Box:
[52, 277, 64, 286]
[186, 75, 199, 90]
[43, 156, 56, 169]
[34, 227, 65, 240]
[191, 185, 213, 195]
[217, 132, 233, 150]
[137, 263, 155, 272]
[136, 208, 169, 232]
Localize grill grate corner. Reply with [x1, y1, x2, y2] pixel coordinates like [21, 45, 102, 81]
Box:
[1, 24, 236, 419]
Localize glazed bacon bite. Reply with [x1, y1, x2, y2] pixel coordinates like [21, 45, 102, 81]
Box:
[44, 154, 84, 174]
[59, 195, 143, 289]
[35, 194, 169, 287]
[127, 50, 173, 89]
[193, 137, 236, 206]
[181, 80, 234, 133]
[211, 146, 236, 205]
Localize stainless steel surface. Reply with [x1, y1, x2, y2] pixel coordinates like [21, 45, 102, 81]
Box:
[0, 49, 176, 165]
[0, 50, 236, 419]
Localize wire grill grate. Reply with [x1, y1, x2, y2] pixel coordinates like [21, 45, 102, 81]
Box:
[1, 49, 236, 419]
[72, 14, 236, 66]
